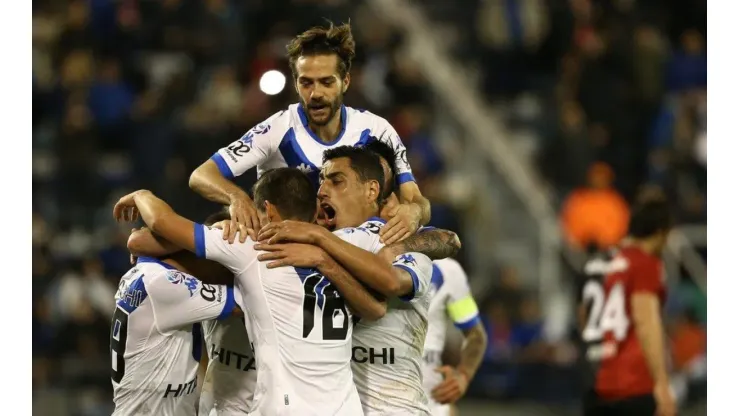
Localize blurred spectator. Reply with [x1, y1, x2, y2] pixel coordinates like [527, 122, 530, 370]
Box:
[560, 162, 629, 251]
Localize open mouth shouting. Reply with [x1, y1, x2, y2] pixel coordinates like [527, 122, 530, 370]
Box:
[319, 202, 337, 230]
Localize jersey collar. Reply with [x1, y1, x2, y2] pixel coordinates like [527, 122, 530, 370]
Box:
[297, 104, 348, 146]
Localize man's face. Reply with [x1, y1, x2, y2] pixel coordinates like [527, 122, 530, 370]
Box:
[317, 157, 378, 230]
[295, 54, 348, 126]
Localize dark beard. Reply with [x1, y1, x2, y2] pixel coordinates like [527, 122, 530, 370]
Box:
[301, 94, 342, 126]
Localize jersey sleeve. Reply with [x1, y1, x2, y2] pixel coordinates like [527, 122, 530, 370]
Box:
[392, 252, 433, 302]
[631, 254, 664, 294]
[146, 273, 236, 333]
[333, 222, 384, 253]
[209, 111, 286, 179]
[439, 260, 481, 331]
[376, 120, 415, 185]
[193, 223, 256, 273]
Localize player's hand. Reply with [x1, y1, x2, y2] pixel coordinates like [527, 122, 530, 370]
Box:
[653, 382, 676, 416]
[228, 193, 262, 233]
[254, 243, 328, 269]
[113, 190, 148, 222]
[380, 203, 421, 245]
[257, 220, 326, 245]
[211, 220, 253, 244]
[431, 366, 469, 404]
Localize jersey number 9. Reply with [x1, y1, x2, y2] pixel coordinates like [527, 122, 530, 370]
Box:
[302, 273, 350, 340]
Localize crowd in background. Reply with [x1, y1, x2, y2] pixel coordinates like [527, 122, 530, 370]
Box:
[32, 0, 706, 414]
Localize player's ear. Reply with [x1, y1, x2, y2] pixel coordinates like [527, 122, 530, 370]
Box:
[367, 180, 379, 203]
[264, 201, 278, 223]
[342, 73, 350, 93]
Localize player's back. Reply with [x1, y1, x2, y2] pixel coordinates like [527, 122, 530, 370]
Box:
[111, 258, 233, 416]
[233, 238, 361, 416]
[579, 246, 666, 399]
[199, 315, 256, 416]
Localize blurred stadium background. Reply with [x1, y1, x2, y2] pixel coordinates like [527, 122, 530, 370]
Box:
[32, 0, 707, 415]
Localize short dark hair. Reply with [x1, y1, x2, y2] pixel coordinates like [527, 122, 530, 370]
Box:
[628, 198, 672, 238]
[363, 139, 398, 199]
[323, 145, 384, 206]
[286, 21, 356, 79]
[204, 208, 230, 226]
[253, 168, 317, 222]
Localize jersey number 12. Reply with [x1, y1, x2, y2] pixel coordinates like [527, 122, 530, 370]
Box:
[302, 273, 349, 340]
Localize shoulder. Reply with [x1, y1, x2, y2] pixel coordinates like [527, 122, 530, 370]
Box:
[241, 108, 293, 141]
[347, 106, 394, 132]
[433, 258, 465, 280]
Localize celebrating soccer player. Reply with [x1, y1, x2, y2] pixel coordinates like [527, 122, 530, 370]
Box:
[188, 21, 430, 245]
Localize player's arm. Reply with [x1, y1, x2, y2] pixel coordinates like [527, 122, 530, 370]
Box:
[114, 190, 252, 273]
[389, 252, 434, 302]
[379, 227, 461, 262]
[433, 261, 487, 403]
[127, 227, 180, 257]
[313, 227, 419, 298]
[146, 274, 239, 333]
[630, 258, 671, 391]
[381, 125, 432, 226]
[315, 250, 387, 321]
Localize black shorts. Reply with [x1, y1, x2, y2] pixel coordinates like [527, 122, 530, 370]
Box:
[583, 390, 656, 416]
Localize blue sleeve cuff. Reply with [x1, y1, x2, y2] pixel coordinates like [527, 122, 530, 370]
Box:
[394, 264, 419, 302]
[217, 286, 236, 320]
[194, 223, 206, 258]
[210, 153, 235, 179]
[397, 172, 415, 184]
[418, 226, 437, 234]
[454, 315, 481, 331]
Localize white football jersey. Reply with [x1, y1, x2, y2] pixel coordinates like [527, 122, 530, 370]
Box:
[209, 104, 415, 188]
[422, 259, 481, 414]
[198, 315, 256, 416]
[194, 223, 363, 416]
[110, 257, 238, 416]
[337, 219, 435, 416]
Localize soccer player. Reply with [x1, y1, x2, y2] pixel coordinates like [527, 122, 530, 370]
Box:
[110, 220, 241, 415]
[128, 216, 256, 416]
[256, 146, 461, 415]
[188, 21, 430, 244]
[421, 258, 487, 415]
[113, 168, 409, 416]
[578, 198, 676, 416]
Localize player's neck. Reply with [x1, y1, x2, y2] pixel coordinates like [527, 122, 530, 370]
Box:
[309, 113, 343, 143]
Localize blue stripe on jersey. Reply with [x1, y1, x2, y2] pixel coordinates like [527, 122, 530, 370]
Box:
[194, 223, 206, 258]
[367, 216, 387, 224]
[431, 264, 444, 292]
[418, 226, 437, 233]
[397, 172, 415, 184]
[217, 286, 236, 321]
[210, 153, 235, 179]
[278, 128, 320, 186]
[356, 129, 373, 147]
[136, 257, 176, 270]
[297, 104, 348, 146]
[117, 275, 148, 314]
[294, 267, 314, 284]
[315, 278, 330, 309]
[191, 323, 203, 361]
[454, 315, 481, 331]
[395, 264, 420, 302]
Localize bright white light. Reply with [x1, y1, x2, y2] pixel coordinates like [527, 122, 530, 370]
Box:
[259, 70, 286, 96]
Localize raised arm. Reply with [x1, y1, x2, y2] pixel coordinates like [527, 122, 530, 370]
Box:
[380, 227, 461, 262]
[127, 227, 180, 258]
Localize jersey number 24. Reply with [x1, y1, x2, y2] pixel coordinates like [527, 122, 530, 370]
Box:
[582, 281, 630, 342]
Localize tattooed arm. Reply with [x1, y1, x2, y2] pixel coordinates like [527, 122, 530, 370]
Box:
[379, 228, 461, 263]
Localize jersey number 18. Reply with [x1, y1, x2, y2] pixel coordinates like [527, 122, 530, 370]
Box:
[301, 273, 350, 340]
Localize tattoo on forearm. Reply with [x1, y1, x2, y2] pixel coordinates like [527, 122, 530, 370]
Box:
[460, 324, 487, 376]
[393, 230, 460, 260]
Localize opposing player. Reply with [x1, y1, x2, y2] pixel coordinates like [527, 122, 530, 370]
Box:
[110, 216, 241, 415]
[420, 258, 487, 415]
[256, 146, 461, 415]
[113, 168, 408, 416]
[578, 198, 675, 416]
[189, 21, 430, 244]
